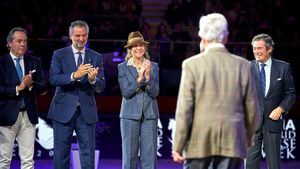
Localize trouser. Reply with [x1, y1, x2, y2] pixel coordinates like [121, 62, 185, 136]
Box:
[246, 125, 281, 169]
[0, 111, 36, 169]
[52, 108, 96, 169]
[184, 156, 243, 169]
[121, 118, 158, 169]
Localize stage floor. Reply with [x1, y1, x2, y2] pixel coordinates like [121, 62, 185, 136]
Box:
[11, 159, 300, 169]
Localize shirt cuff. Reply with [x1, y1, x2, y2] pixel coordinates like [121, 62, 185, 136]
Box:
[71, 72, 80, 81]
[89, 79, 96, 85]
[278, 106, 285, 113]
[28, 86, 33, 91]
[16, 86, 19, 96]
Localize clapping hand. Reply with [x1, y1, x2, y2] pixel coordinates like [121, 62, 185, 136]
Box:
[73, 63, 93, 79]
[23, 71, 34, 87]
[88, 67, 99, 82]
[137, 67, 145, 83]
[17, 70, 34, 91]
[144, 60, 151, 81]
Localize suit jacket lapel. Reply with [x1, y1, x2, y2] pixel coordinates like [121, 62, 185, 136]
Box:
[128, 64, 138, 80]
[266, 60, 278, 98]
[84, 49, 91, 64]
[66, 47, 77, 71]
[23, 55, 33, 75]
[6, 54, 21, 82]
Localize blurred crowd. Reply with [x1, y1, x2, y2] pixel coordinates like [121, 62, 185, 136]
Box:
[0, 0, 299, 96]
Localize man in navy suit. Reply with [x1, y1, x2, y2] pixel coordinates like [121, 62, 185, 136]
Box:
[246, 34, 296, 169]
[48, 20, 105, 169]
[0, 27, 47, 169]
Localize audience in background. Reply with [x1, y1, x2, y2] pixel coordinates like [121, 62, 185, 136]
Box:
[0, 0, 298, 96]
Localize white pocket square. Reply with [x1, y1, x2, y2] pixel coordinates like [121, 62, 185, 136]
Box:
[277, 78, 282, 81]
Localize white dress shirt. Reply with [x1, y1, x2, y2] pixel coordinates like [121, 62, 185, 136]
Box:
[259, 57, 272, 97]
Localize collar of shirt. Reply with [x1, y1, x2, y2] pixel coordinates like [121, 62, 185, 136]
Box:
[264, 56, 272, 67]
[10, 52, 25, 76]
[71, 45, 85, 55]
[258, 57, 272, 97]
[10, 52, 23, 60]
[258, 56, 272, 68]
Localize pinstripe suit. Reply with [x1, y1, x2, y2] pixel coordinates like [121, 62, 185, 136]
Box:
[246, 59, 296, 169]
[118, 61, 159, 169]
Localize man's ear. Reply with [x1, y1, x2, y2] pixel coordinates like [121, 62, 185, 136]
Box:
[268, 47, 273, 54]
[7, 42, 11, 49]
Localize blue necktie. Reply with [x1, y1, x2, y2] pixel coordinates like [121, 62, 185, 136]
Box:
[260, 63, 266, 96]
[77, 52, 82, 67]
[15, 58, 23, 81]
[15, 58, 25, 108]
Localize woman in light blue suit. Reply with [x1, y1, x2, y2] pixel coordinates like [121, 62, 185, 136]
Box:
[118, 31, 159, 169]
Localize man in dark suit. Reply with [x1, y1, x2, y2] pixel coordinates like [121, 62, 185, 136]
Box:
[246, 34, 296, 169]
[48, 20, 105, 169]
[0, 27, 47, 169]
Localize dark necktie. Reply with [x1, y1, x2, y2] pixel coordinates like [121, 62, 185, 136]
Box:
[260, 63, 266, 96]
[15, 58, 23, 81]
[77, 52, 83, 67]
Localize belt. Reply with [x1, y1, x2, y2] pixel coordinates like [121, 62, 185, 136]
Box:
[19, 107, 26, 112]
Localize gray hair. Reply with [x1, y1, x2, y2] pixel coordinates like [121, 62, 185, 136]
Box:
[198, 13, 229, 43]
[7, 27, 27, 44]
[251, 33, 274, 50]
[69, 20, 89, 35]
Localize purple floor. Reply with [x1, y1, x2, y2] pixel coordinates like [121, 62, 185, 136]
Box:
[11, 159, 300, 169]
[11, 159, 182, 169]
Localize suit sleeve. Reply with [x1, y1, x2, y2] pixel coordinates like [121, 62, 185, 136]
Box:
[244, 64, 261, 147]
[279, 64, 296, 113]
[172, 61, 195, 153]
[145, 62, 159, 98]
[92, 54, 105, 93]
[49, 50, 74, 86]
[0, 64, 17, 95]
[118, 63, 143, 99]
[0, 75, 16, 95]
[31, 57, 48, 94]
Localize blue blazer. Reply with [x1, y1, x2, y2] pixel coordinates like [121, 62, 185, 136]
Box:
[118, 61, 159, 120]
[0, 54, 47, 125]
[48, 46, 105, 124]
[252, 59, 296, 132]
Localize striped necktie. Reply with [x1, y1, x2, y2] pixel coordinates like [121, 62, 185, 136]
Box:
[77, 52, 83, 67]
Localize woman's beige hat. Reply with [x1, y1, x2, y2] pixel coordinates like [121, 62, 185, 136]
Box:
[124, 31, 149, 48]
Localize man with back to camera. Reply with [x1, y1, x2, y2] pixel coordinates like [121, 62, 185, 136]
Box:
[48, 20, 105, 169]
[0, 27, 47, 169]
[246, 34, 296, 169]
[172, 13, 260, 169]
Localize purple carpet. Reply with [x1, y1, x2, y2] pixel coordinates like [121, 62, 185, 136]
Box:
[11, 159, 300, 169]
